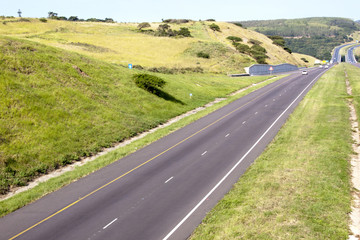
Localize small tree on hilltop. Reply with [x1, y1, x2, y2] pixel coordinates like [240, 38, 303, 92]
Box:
[209, 23, 220, 32]
[138, 22, 151, 30]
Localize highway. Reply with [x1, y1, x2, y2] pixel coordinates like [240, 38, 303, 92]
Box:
[0, 67, 328, 240]
[332, 43, 355, 63]
[346, 44, 360, 68]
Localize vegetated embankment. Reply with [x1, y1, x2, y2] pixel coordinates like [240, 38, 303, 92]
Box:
[0, 36, 273, 195]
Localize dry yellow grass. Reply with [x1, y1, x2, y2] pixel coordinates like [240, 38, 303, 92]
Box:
[0, 18, 315, 73]
[292, 53, 319, 66]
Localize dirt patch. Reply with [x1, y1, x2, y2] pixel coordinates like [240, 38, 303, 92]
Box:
[72, 65, 89, 77]
[0, 76, 276, 201]
[346, 70, 360, 240]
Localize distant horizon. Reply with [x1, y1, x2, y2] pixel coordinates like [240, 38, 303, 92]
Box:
[3, 0, 359, 23]
[1, 15, 359, 24]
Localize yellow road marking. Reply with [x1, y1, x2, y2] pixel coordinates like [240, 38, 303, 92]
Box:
[9, 75, 295, 240]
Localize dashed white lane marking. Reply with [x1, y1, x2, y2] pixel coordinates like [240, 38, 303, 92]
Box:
[265, 105, 268, 107]
[201, 151, 207, 156]
[273, 99, 276, 101]
[103, 218, 118, 229]
[255, 112, 258, 115]
[242, 121, 246, 124]
[165, 177, 174, 183]
[225, 133, 230, 138]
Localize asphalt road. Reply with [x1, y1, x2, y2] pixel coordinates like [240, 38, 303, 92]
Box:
[346, 44, 360, 64]
[346, 44, 360, 69]
[1, 67, 328, 240]
[332, 43, 355, 63]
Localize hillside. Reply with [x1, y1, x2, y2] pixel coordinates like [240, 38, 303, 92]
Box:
[0, 36, 278, 194]
[236, 17, 360, 60]
[0, 18, 313, 72]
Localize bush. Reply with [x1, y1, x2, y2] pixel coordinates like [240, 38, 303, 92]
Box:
[301, 57, 309, 63]
[284, 47, 292, 54]
[39, 18, 47, 23]
[227, 36, 243, 43]
[235, 43, 251, 54]
[232, 22, 243, 28]
[133, 74, 166, 93]
[248, 39, 262, 45]
[251, 44, 267, 53]
[209, 23, 221, 32]
[177, 27, 191, 37]
[197, 51, 210, 59]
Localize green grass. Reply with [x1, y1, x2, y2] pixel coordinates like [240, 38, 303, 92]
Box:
[191, 64, 353, 239]
[0, 36, 277, 196]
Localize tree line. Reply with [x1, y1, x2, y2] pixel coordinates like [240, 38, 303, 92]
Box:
[47, 12, 114, 23]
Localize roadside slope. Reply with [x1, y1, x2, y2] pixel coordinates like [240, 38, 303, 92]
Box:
[0, 36, 272, 195]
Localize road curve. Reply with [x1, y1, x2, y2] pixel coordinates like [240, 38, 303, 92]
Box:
[1, 67, 328, 240]
[332, 43, 355, 63]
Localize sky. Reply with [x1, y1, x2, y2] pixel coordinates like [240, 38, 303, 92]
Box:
[2, 0, 360, 23]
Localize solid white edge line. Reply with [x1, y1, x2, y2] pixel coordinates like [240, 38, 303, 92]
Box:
[103, 218, 118, 230]
[162, 71, 324, 240]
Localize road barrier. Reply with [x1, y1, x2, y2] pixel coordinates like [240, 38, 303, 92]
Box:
[245, 63, 298, 76]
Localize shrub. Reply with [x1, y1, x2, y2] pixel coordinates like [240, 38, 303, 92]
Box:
[284, 47, 292, 54]
[39, 18, 47, 23]
[133, 74, 166, 93]
[232, 22, 243, 28]
[301, 57, 309, 63]
[197, 51, 210, 59]
[249, 39, 262, 45]
[177, 27, 191, 37]
[209, 23, 220, 32]
[227, 36, 243, 43]
[235, 43, 251, 54]
[206, 19, 216, 22]
[251, 44, 267, 54]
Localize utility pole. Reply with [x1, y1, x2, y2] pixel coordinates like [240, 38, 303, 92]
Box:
[17, 9, 22, 17]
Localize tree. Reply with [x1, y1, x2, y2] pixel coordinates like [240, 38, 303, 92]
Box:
[226, 36, 243, 43]
[138, 22, 151, 30]
[48, 12, 58, 19]
[68, 16, 79, 21]
[209, 23, 220, 32]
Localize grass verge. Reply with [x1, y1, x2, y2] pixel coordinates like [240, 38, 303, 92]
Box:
[190, 64, 353, 239]
[0, 67, 283, 217]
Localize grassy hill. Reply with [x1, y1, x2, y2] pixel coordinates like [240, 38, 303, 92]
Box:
[0, 18, 313, 72]
[236, 17, 360, 60]
[0, 35, 278, 194]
